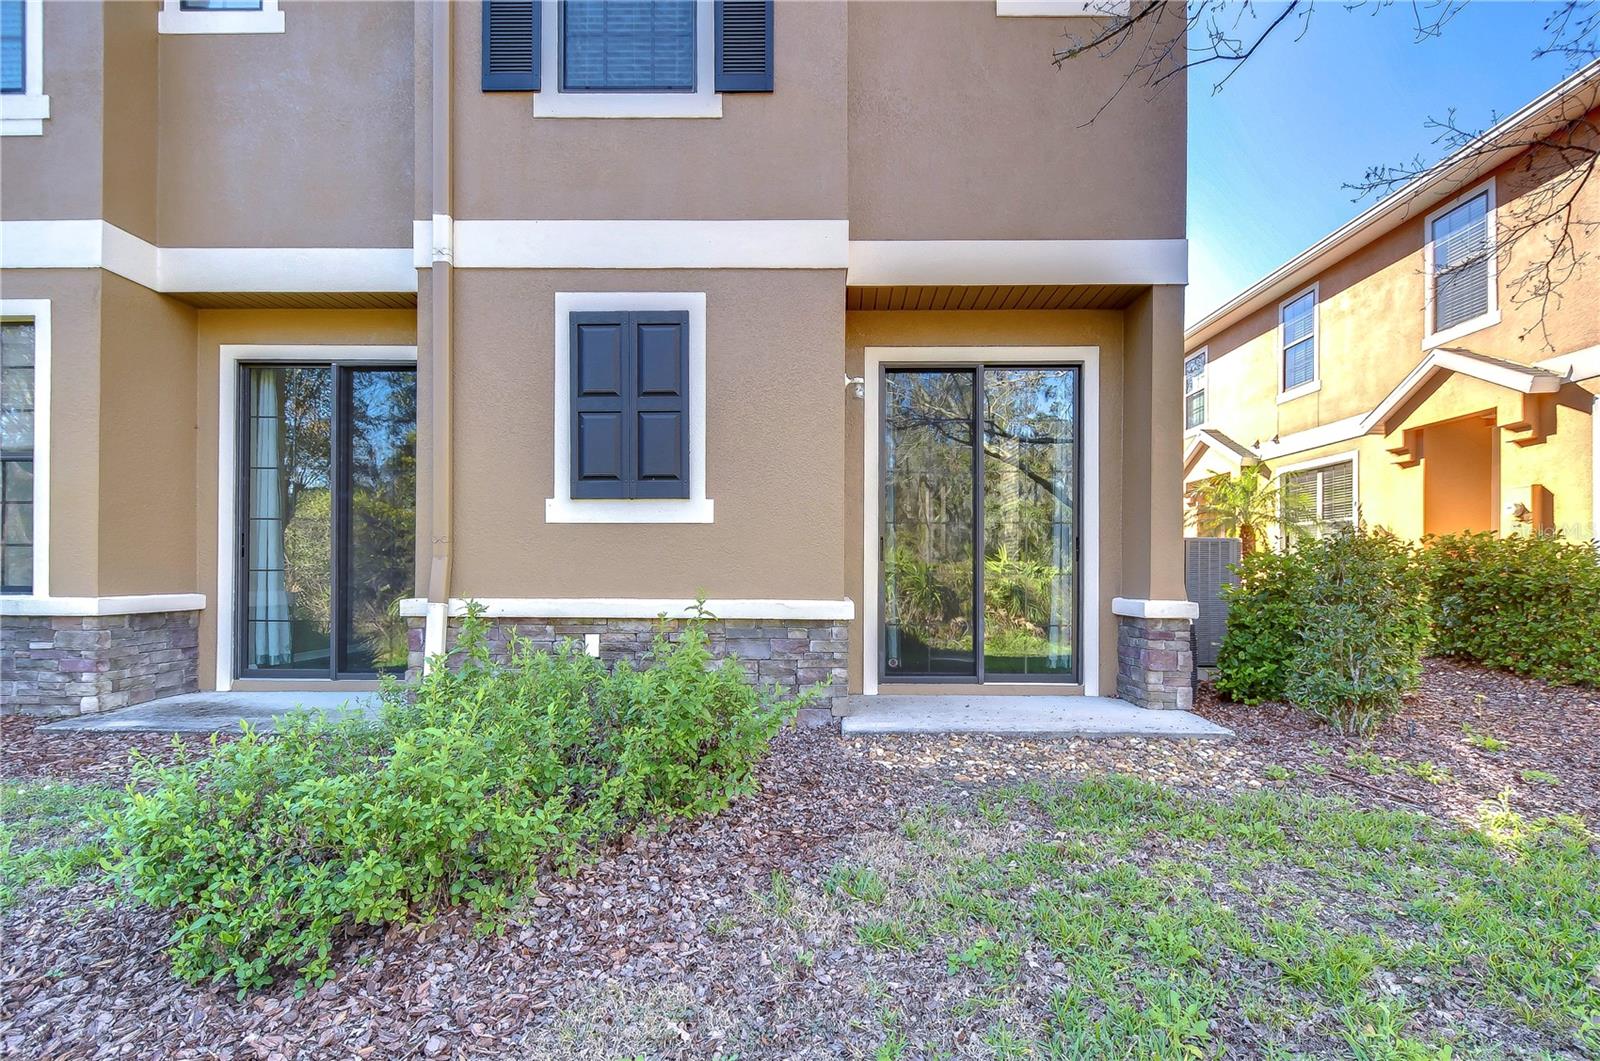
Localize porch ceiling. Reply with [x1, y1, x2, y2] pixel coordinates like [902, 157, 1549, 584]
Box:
[846, 284, 1146, 312]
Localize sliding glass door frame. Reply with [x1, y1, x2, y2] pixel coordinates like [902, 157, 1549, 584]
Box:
[233, 359, 416, 681]
[878, 361, 1083, 686]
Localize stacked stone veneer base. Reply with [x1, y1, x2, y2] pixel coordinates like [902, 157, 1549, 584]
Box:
[1115, 615, 1195, 711]
[1, 611, 201, 717]
[406, 616, 850, 728]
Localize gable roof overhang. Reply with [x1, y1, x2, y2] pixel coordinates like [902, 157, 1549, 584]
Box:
[1361, 348, 1565, 437]
[1183, 427, 1261, 477]
[1185, 60, 1600, 353]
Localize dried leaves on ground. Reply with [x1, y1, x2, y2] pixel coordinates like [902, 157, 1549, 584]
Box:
[2, 659, 1596, 1058]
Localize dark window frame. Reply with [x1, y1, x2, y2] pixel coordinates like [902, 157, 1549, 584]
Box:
[179, 0, 265, 10]
[233, 360, 416, 681]
[0, 318, 35, 595]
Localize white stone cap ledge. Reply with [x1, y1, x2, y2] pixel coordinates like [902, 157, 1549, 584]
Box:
[397, 598, 856, 622]
[0, 594, 206, 617]
[1111, 597, 1199, 620]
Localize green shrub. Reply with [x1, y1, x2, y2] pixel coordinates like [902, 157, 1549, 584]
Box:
[1284, 528, 1431, 735]
[1213, 548, 1311, 704]
[1215, 527, 1430, 734]
[1424, 531, 1600, 687]
[109, 608, 808, 991]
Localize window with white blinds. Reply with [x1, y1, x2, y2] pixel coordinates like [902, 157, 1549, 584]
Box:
[1282, 459, 1355, 537]
[1430, 190, 1492, 335]
[562, 0, 697, 93]
[1184, 350, 1206, 430]
[1279, 288, 1317, 393]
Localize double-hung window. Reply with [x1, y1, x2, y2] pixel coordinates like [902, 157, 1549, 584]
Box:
[1426, 184, 1497, 344]
[0, 0, 47, 136]
[1, 320, 36, 593]
[562, 0, 696, 93]
[1183, 349, 1207, 431]
[1279, 286, 1317, 397]
[1281, 459, 1355, 539]
[159, 0, 284, 34]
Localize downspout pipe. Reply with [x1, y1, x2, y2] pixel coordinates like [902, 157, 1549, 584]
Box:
[424, 0, 453, 668]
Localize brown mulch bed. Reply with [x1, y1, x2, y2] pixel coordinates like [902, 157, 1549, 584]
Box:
[1, 658, 1595, 1058]
[1, 716, 225, 786]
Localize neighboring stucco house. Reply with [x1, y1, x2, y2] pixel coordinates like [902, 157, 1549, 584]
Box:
[1184, 62, 1600, 543]
[0, 0, 1194, 722]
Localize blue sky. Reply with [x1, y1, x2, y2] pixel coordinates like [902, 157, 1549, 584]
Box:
[1187, 1, 1580, 325]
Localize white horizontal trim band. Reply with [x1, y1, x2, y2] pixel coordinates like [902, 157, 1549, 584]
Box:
[397, 597, 856, 621]
[1, 220, 416, 293]
[412, 220, 850, 270]
[847, 239, 1188, 287]
[1111, 597, 1198, 620]
[0, 593, 207, 617]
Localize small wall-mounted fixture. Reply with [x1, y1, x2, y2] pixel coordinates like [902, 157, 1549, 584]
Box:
[845, 375, 865, 399]
[1508, 501, 1532, 524]
[584, 633, 601, 658]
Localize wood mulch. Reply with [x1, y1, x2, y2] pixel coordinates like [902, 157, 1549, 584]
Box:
[0, 658, 1594, 1058]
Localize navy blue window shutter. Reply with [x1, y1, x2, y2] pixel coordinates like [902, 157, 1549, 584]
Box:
[629, 312, 691, 499]
[570, 314, 629, 499]
[483, 0, 540, 92]
[715, 0, 773, 92]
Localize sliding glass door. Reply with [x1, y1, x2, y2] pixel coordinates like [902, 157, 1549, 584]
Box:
[239, 363, 416, 679]
[881, 365, 1080, 684]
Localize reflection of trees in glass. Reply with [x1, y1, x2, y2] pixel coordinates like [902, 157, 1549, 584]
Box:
[348, 372, 416, 671]
[278, 369, 333, 643]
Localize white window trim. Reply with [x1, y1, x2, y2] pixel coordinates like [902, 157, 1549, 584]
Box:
[159, 0, 284, 35]
[214, 344, 417, 692]
[1423, 178, 1500, 350]
[534, 0, 721, 119]
[1277, 282, 1321, 403]
[1183, 347, 1207, 436]
[548, 292, 713, 524]
[1275, 453, 1359, 540]
[862, 346, 1101, 698]
[0, 0, 48, 136]
[1, 300, 49, 598]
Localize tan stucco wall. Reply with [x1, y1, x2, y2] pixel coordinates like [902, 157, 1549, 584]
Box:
[843, 308, 1128, 695]
[847, 1, 1186, 240]
[101, 0, 160, 243]
[0, 270, 102, 596]
[445, 269, 846, 599]
[192, 309, 419, 688]
[451, 1, 847, 221]
[0, 1, 104, 223]
[97, 274, 199, 594]
[156, 0, 414, 247]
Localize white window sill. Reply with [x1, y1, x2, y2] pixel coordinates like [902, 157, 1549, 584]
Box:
[159, 8, 285, 34]
[997, 1, 1131, 14]
[1277, 381, 1321, 404]
[533, 91, 722, 120]
[0, 94, 49, 136]
[1423, 308, 1501, 351]
[545, 497, 715, 524]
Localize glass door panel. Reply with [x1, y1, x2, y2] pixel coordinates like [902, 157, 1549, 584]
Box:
[243, 365, 333, 673]
[882, 370, 977, 678]
[340, 369, 418, 674]
[981, 367, 1079, 680]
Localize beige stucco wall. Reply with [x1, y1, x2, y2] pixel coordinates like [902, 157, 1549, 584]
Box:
[156, 0, 414, 247]
[445, 269, 846, 599]
[451, 1, 847, 221]
[844, 308, 1129, 695]
[97, 274, 199, 594]
[847, 1, 1187, 240]
[0, 0, 104, 223]
[101, 0, 160, 243]
[191, 309, 419, 688]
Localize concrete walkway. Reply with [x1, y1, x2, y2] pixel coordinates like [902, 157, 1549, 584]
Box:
[41, 691, 383, 734]
[837, 695, 1232, 739]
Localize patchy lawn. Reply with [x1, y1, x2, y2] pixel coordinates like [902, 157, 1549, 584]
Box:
[1, 660, 1596, 1058]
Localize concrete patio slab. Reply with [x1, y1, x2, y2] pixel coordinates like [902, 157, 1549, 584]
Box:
[41, 691, 383, 734]
[837, 695, 1232, 739]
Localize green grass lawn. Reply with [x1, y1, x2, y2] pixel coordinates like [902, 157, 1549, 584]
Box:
[793, 776, 1600, 1059]
[0, 781, 122, 911]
